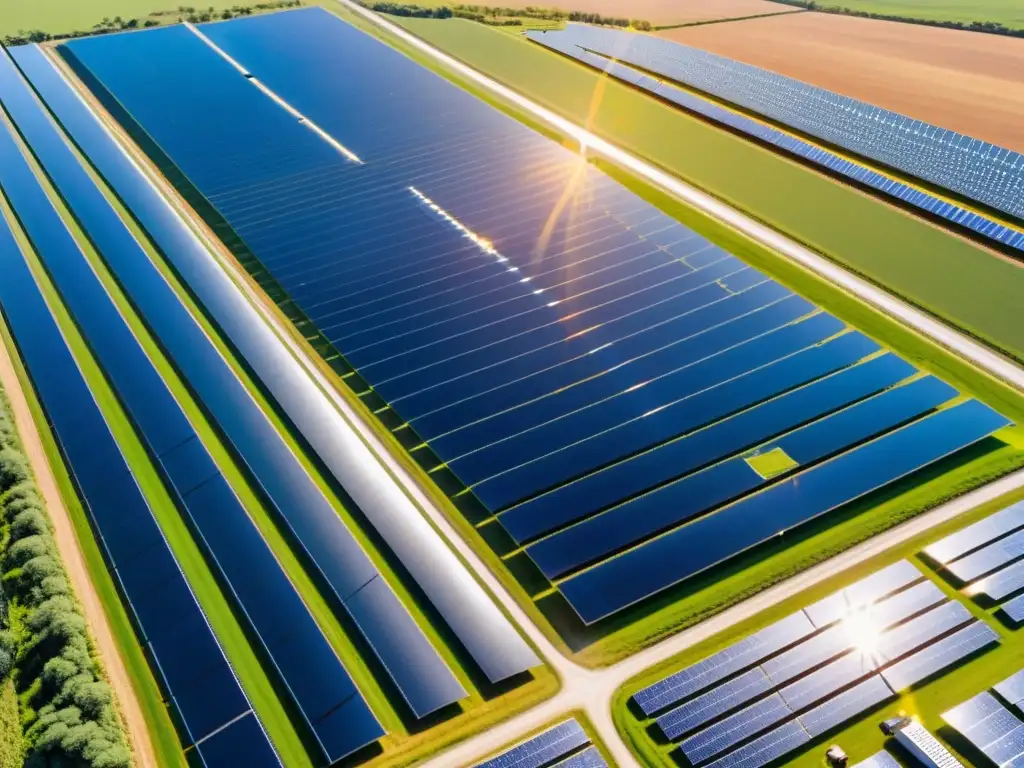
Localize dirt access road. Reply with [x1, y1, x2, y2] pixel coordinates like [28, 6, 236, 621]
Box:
[0, 337, 157, 767]
[660, 11, 1024, 152]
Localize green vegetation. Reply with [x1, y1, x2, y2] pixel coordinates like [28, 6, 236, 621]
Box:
[744, 447, 799, 479]
[768, 0, 1024, 33]
[0, 681, 21, 768]
[614, 484, 1024, 767]
[362, 2, 651, 30]
[0, 394, 131, 767]
[387, 17, 1024, 363]
[2, 1, 302, 45]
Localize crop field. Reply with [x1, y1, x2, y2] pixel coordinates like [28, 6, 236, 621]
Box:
[807, 0, 1024, 28]
[540, 0, 800, 26]
[0, 0, 241, 36]
[660, 11, 1024, 152]
[390, 17, 1024, 363]
[613, 486, 1024, 767]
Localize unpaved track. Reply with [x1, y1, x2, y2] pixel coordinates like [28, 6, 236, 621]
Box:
[0, 335, 157, 768]
[660, 12, 1024, 152]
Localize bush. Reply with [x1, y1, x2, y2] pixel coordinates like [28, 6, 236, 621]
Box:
[0, 395, 129, 766]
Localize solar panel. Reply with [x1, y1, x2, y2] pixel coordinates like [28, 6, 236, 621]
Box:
[681, 693, 793, 763]
[852, 752, 901, 768]
[501, 353, 915, 544]
[797, 675, 894, 738]
[559, 401, 1008, 623]
[527, 378, 951, 579]
[1003, 595, 1024, 625]
[943, 692, 1024, 765]
[632, 612, 814, 716]
[0, 151, 276, 762]
[971, 560, 1024, 602]
[947, 529, 1024, 583]
[473, 720, 589, 768]
[657, 668, 774, 740]
[16, 41, 538, 686]
[925, 502, 1024, 565]
[996, 670, 1024, 708]
[881, 622, 998, 691]
[525, 28, 1024, 256]
[875, 602, 973, 664]
[551, 746, 607, 768]
[762, 623, 853, 686]
[702, 719, 810, 768]
[804, 560, 922, 628]
[778, 653, 878, 712]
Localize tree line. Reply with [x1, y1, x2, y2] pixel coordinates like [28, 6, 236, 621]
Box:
[362, 2, 652, 29]
[0, 396, 130, 767]
[3, 0, 301, 46]
[767, 0, 1024, 38]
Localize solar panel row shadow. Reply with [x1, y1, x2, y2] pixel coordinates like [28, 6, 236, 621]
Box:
[0, 168, 278, 765]
[473, 719, 589, 768]
[56, 8, 1011, 626]
[526, 26, 1024, 225]
[0, 47, 465, 732]
[881, 621, 998, 691]
[44, 35, 539, 682]
[527, 375, 953, 578]
[560, 402, 1008, 623]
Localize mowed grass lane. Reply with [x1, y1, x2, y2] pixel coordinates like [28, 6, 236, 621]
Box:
[390, 17, 1024, 364]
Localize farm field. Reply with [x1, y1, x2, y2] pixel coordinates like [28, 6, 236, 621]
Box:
[806, 0, 1024, 28]
[389, 16, 1024, 362]
[660, 11, 1024, 152]
[542, 0, 801, 26]
[613, 485, 1024, 767]
[0, 0, 240, 36]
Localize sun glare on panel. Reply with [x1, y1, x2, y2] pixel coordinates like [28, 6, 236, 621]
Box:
[841, 606, 883, 666]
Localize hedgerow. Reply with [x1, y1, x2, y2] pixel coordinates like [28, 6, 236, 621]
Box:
[0, 396, 130, 768]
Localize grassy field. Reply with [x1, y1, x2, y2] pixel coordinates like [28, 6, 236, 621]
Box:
[1, 0, 240, 36]
[387, 17, 1024, 364]
[798, 0, 1024, 28]
[613, 483, 1024, 767]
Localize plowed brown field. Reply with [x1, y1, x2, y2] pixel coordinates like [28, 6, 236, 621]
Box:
[658, 12, 1024, 151]
[551, 0, 795, 25]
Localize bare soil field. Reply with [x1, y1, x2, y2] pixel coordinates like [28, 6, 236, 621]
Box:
[550, 0, 795, 26]
[658, 12, 1024, 152]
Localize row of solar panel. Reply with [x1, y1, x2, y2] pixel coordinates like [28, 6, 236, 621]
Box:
[853, 753, 900, 768]
[559, 401, 1008, 623]
[925, 501, 1024, 626]
[671, 615, 996, 763]
[0, 49, 405, 761]
[664, 590, 983, 764]
[46, 31, 540, 682]
[526, 25, 1024, 222]
[944, 667, 1024, 766]
[2, 43, 493, 743]
[473, 719, 607, 768]
[525, 29, 1024, 257]
[0, 114, 280, 767]
[58, 9, 1010, 627]
[525, 373, 957, 580]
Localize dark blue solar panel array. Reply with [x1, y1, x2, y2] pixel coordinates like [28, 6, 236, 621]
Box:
[0, 49, 403, 759]
[473, 719, 591, 768]
[0, 142, 279, 766]
[58, 7, 1010, 624]
[853, 752, 901, 768]
[6, 43, 480, 713]
[552, 747, 607, 768]
[38, 36, 538, 686]
[560, 401, 1008, 623]
[798, 676, 893, 738]
[527, 25, 1024, 230]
